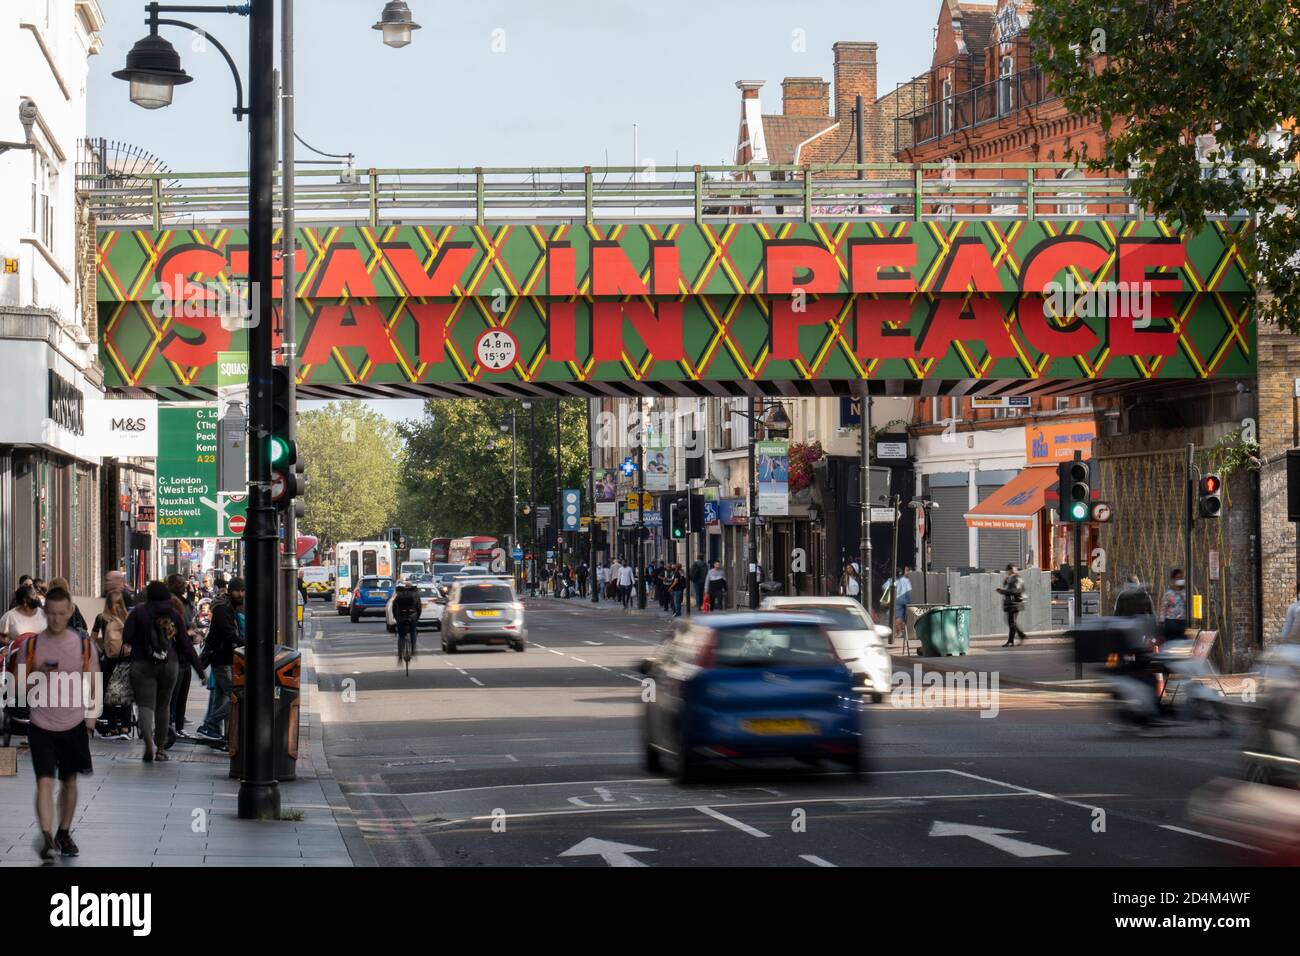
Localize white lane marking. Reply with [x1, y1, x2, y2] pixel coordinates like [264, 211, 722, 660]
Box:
[695, 806, 770, 838]
[941, 768, 1105, 815]
[929, 820, 1067, 858]
[469, 677, 484, 687]
[572, 657, 587, 663]
[800, 854, 837, 867]
[583, 641, 604, 646]
[504, 755, 519, 763]
[620, 673, 641, 682]
[558, 837, 654, 867]
[1158, 824, 1267, 853]
[546, 648, 565, 656]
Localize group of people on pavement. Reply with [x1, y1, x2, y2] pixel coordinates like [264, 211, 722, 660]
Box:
[1, 568, 245, 861]
[585, 554, 732, 613]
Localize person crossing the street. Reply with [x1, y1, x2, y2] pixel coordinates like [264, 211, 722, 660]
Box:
[998, 563, 1028, 647]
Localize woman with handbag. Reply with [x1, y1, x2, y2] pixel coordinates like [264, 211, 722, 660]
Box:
[91, 590, 133, 739]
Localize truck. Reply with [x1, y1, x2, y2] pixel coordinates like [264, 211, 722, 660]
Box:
[399, 548, 431, 580]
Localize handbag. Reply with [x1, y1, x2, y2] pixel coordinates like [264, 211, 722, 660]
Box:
[105, 660, 134, 707]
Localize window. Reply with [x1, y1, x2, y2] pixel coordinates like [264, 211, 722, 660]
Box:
[1077, 393, 1092, 408]
[999, 56, 1015, 115]
[32, 153, 55, 251]
[991, 405, 1022, 419]
[941, 76, 954, 134]
[362, 549, 377, 576]
[1055, 397, 1072, 411]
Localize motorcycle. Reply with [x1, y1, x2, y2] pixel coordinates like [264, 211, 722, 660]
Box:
[1096, 621, 1230, 733]
[1242, 643, 1300, 787]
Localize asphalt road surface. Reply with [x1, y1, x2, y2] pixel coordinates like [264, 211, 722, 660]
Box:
[306, 597, 1256, 867]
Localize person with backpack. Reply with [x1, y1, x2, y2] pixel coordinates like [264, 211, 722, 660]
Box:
[91, 589, 132, 738]
[166, 574, 198, 743]
[24, 586, 100, 860]
[391, 583, 422, 661]
[195, 579, 244, 743]
[123, 581, 205, 762]
[689, 555, 708, 610]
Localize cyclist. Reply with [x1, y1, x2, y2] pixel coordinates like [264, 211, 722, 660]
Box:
[392, 583, 422, 664]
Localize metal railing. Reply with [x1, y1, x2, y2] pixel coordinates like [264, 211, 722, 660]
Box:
[897, 66, 1055, 147]
[78, 161, 1261, 229]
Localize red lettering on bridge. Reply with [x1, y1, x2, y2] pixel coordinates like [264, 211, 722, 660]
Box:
[592, 301, 684, 363]
[380, 243, 475, 297]
[300, 303, 395, 368]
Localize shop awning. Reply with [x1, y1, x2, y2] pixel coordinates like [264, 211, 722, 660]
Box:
[964, 467, 1059, 531]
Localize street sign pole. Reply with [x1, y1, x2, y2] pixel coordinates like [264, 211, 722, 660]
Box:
[636, 397, 646, 609]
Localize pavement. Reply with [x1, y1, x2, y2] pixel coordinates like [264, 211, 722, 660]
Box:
[0, 622, 369, 867]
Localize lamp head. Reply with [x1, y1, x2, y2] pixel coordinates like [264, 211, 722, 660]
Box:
[373, 1, 421, 48]
[113, 31, 192, 110]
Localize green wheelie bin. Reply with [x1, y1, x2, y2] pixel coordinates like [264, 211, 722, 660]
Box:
[915, 605, 971, 656]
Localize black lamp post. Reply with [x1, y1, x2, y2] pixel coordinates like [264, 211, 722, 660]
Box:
[115, 0, 277, 821]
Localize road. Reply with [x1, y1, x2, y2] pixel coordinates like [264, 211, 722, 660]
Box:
[306, 597, 1255, 867]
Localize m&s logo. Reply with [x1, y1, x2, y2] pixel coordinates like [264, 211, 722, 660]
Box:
[110, 418, 148, 432]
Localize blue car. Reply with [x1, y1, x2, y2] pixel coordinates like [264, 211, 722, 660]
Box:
[350, 576, 395, 623]
[639, 612, 864, 783]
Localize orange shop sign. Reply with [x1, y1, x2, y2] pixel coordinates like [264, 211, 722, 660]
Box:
[1026, 420, 1096, 464]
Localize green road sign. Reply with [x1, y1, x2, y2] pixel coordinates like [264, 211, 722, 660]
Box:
[156, 404, 218, 539]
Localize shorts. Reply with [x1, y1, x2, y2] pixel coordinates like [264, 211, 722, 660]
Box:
[895, 601, 909, 621]
[27, 723, 93, 781]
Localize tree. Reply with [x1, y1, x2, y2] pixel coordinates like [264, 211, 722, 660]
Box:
[1032, 0, 1300, 328]
[297, 401, 401, 549]
[397, 398, 590, 545]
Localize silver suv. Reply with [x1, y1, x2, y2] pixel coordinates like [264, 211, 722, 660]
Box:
[442, 581, 526, 653]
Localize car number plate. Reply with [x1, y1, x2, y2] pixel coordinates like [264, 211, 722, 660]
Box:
[471, 609, 501, 618]
[741, 718, 817, 736]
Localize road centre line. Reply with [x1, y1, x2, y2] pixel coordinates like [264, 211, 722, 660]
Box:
[696, 806, 769, 837]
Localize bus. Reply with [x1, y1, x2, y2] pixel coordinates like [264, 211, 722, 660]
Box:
[448, 536, 499, 567]
[297, 535, 322, 566]
[335, 540, 395, 614]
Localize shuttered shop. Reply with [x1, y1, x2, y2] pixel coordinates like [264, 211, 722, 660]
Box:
[926, 484, 970, 572]
[977, 483, 1026, 571]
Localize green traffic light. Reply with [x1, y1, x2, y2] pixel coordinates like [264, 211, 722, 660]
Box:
[1069, 500, 1090, 521]
[269, 434, 291, 465]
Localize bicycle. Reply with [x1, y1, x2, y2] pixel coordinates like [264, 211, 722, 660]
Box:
[396, 620, 416, 676]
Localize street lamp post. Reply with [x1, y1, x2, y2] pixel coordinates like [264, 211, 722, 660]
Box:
[729, 399, 791, 609]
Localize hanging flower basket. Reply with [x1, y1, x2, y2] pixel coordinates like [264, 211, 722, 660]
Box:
[788, 441, 824, 494]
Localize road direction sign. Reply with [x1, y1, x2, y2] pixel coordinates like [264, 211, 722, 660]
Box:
[512, 547, 524, 560]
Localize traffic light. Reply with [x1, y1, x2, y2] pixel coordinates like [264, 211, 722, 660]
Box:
[670, 502, 688, 540]
[269, 365, 296, 469]
[1057, 458, 1091, 522]
[1198, 473, 1223, 518]
[1288, 450, 1300, 522]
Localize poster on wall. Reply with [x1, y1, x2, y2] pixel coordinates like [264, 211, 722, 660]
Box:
[593, 468, 617, 517]
[756, 440, 790, 516]
[644, 434, 671, 492]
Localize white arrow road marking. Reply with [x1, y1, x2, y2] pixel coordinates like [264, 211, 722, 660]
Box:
[696, 806, 769, 837]
[928, 820, 1067, 858]
[558, 837, 655, 867]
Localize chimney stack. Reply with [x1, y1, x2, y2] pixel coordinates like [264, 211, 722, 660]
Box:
[781, 77, 830, 117]
[833, 41, 878, 118]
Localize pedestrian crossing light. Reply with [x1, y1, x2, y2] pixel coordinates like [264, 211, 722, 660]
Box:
[1057, 459, 1092, 523]
[1199, 473, 1223, 518]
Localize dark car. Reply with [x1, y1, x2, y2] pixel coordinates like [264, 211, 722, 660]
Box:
[639, 612, 862, 783]
[350, 576, 395, 623]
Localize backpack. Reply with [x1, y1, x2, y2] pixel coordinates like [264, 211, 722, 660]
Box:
[147, 611, 178, 661]
[25, 632, 94, 674]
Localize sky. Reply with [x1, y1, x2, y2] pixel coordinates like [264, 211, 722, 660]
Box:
[90, 0, 941, 422]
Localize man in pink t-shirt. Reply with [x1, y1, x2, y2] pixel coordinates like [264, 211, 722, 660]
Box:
[24, 587, 100, 861]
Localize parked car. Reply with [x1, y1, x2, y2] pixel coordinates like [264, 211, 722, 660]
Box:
[442, 580, 526, 653]
[759, 596, 892, 702]
[639, 612, 863, 783]
[350, 576, 395, 623]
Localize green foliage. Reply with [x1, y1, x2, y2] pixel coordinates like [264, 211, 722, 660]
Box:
[397, 399, 590, 543]
[1032, 0, 1300, 329]
[297, 401, 401, 550]
[1201, 427, 1261, 477]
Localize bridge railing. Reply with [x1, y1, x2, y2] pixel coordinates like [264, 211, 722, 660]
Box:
[79, 162, 1273, 229]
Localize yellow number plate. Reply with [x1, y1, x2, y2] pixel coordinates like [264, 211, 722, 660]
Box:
[741, 719, 816, 736]
[471, 609, 501, 618]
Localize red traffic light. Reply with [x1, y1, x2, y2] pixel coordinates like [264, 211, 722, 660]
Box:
[1201, 474, 1222, 494]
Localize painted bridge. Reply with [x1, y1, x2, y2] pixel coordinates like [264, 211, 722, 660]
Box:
[87, 163, 1255, 401]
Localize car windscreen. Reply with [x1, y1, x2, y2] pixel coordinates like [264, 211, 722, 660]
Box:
[418, 587, 439, 599]
[431, 564, 461, 575]
[772, 604, 869, 630]
[457, 584, 514, 604]
[710, 624, 838, 667]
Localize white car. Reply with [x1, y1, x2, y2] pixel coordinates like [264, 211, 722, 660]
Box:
[759, 596, 893, 701]
[385, 584, 444, 632]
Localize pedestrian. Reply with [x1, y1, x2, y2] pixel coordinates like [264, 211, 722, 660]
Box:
[392, 583, 421, 661]
[104, 569, 137, 610]
[654, 561, 669, 611]
[1159, 569, 1188, 641]
[607, 561, 619, 600]
[166, 574, 197, 743]
[8, 575, 34, 610]
[689, 554, 708, 609]
[45, 577, 88, 635]
[91, 589, 133, 738]
[24, 586, 99, 861]
[1114, 574, 1155, 617]
[32, 578, 47, 599]
[617, 560, 635, 608]
[997, 563, 1027, 646]
[669, 564, 687, 617]
[882, 566, 913, 643]
[594, 562, 607, 602]
[578, 562, 589, 598]
[1, 584, 46, 645]
[1282, 583, 1300, 642]
[195, 578, 244, 743]
[123, 581, 205, 762]
[841, 556, 862, 604]
[706, 560, 728, 611]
